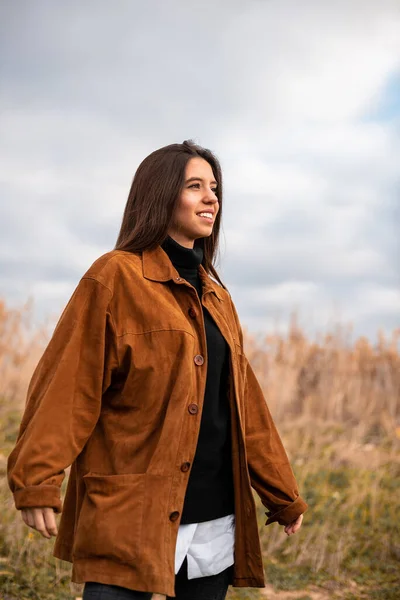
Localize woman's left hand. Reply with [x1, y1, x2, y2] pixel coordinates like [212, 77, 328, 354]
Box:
[284, 513, 303, 536]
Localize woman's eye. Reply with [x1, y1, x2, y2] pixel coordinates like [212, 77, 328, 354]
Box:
[189, 184, 218, 194]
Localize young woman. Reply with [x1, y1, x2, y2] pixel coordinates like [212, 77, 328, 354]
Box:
[7, 140, 307, 600]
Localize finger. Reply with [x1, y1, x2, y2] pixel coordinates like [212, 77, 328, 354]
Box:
[288, 515, 303, 535]
[292, 520, 302, 534]
[43, 507, 58, 536]
[21, 509, 29, 527]
[293, 514, 303, 531]
[284, 525, 293, 535]
[24, 508, 35, 527]
[285, 522, 297, 535]
[33, 508, 51, 538]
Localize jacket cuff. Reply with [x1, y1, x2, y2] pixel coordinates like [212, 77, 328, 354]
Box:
[13, 485, 63, 513]
[265, 495, 308, 526]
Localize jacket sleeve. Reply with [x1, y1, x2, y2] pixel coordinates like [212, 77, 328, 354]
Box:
[229, 296, 308, 526]
[7, 276, 118, 513]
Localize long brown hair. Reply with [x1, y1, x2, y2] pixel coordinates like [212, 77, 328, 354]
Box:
[114, 139, 226, 288]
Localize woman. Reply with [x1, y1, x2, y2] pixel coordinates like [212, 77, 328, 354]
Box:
[7, 140, 307, 600]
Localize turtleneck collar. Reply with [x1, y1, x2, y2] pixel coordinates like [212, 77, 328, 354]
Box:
[161, 235, 204, 270]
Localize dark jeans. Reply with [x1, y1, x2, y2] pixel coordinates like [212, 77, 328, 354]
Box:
[82, 557, 233, 600]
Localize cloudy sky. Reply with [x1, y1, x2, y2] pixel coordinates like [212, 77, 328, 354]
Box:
[1, 0, 399, 341]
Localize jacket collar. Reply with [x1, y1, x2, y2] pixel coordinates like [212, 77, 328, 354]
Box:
[142, 245, 224, 302]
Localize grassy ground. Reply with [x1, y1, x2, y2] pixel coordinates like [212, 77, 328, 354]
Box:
[0, 300, 399, 599]
[2, 436, 399, 600]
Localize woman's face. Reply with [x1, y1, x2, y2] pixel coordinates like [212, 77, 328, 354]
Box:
[168, 157, 219, 249]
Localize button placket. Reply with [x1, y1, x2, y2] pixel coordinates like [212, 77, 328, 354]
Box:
[173, 272, 209, 521]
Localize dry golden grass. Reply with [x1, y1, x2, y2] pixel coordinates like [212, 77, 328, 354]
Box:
[0, 298, 399, 599]
[243, 315, 400, 432]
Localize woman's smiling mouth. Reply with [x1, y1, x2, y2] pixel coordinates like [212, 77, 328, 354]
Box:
[197, 212, 214, 222]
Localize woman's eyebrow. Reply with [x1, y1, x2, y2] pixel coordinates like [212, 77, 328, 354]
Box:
[185, 177, 218, 186]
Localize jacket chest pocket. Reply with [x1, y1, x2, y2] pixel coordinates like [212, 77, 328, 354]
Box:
[72, 473, 145, 564]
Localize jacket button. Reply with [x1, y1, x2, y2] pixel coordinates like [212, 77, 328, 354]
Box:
[169, 511, 180, 522]
[188, 307, 197, 318]
[188, 403, 199, 415]
[194, 354, 204, 366]
[180, 461, 191, 472]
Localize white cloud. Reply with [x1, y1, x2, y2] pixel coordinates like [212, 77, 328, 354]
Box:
[219, 0, 400, 123]
[351, 285, 400, 318]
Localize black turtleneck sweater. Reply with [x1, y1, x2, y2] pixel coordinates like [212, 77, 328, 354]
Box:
[160, 235, 235, 524]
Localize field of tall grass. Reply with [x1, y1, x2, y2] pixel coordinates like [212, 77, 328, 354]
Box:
[0, 297, 399, 600]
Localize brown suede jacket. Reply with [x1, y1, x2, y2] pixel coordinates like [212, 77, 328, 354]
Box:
[7, 245, 308, 597]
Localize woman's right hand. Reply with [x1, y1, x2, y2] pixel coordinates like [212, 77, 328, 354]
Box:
[21, 507, 58, 539]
